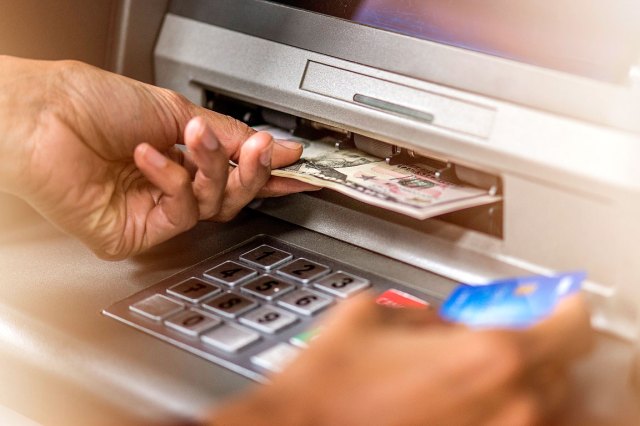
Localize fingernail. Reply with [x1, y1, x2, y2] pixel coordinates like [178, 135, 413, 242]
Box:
[144, 144, 168, 168]
[275, 139, 303, 150]
[201, 124, 219, 151]
[260, 143, 273, 167]
[187, 117, 218, 151]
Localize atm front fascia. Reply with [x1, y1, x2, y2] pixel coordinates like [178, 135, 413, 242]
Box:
[158, 0, 640, 338]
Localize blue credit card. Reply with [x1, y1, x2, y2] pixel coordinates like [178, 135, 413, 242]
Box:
[439, 271, 585, 328]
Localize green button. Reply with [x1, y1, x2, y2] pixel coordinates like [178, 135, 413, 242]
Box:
[290, 328, 322, 348]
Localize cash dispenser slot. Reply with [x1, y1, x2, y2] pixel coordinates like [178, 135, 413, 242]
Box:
[203, 90, 503, 238]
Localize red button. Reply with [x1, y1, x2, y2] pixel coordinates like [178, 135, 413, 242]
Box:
[376, 289, 429, 309]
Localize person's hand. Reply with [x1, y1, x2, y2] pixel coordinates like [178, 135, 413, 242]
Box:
[0, 56, 316, 259]
[211, 294, 593, 426]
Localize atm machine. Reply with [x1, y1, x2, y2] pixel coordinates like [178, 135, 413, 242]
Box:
[1, 0, 640, 424]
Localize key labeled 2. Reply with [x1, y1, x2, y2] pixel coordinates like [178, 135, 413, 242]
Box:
[277, 258, 330, 284]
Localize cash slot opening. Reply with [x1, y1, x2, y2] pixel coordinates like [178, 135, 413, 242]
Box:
[203, 90, 503, 238]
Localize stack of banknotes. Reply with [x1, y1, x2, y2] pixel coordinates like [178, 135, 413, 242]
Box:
[257, 124, 500, 220]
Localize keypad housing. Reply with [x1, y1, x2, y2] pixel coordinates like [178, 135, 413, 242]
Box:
[103, 235, 440, 382]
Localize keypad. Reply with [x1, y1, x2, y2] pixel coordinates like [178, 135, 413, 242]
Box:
[278, 289, 332, 316]
[167, 278, 221, 303]
[239, 306, 298, 334]
[165, 309, 221, 337]
[105, 236, 441, 383]
[204, 261, 257, 286]
[240, 245, 293, 270]
[202, 292, 257, 318]
[241, 275, 294, 301]
[129, 294, 183, 321]
[277, 258, 330, 284]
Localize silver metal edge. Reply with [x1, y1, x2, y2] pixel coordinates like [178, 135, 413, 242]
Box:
[169, 0, 640, 133]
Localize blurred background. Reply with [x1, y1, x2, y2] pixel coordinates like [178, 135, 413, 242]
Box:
[0, 0, 117, 68]
[0, 0, 167, 83]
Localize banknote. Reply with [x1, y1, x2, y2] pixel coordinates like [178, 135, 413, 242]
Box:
[258, 125, 501, 220]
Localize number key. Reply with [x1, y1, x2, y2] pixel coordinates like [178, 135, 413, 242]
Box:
[241, 275, 294, 301]
[204, 261, 257, 287]
[201, 292, 257, 318]
[165, 309, 221, 336]
[239, 306, 298, 334]
[201, 323, 260, 353]
[277, 258, 330, 284]
[278, 289, 333, 316]
[240, 245, 293, 270]
[314, 271, 371, 298]
[129, 294, 183, 321]
[167, 278, 221, 303]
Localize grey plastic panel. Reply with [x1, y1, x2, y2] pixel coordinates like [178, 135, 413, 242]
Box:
[301, 61, 495, 138]
[108, 0, 169, 82]
[169, 0, 640, 133]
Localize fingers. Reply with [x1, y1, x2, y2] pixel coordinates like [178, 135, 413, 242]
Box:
[372, 301, 443, 329]
[316, 295, 382, 336]
[213, 131, 274, 221]
[444, 297, 587, 426]
[166, 146, 198, 177]
[271, 139, 304, 168]
[184, 117, 230, 219]
[131, 86, 304, 170]
[133, 143, 199, 247]
[256, 176, 321, 198]
[483, 392, 539, 426]
[195, 107, 303, 167]
[532, 368, 570, 419]
[136, 114, 312, 230]
[482, 374, 569, 426]
[196, 109, 256, 158]
[517, 294, 593, 369]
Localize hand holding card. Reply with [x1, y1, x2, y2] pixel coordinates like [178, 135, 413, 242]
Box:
[440, 271, 586, 328]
